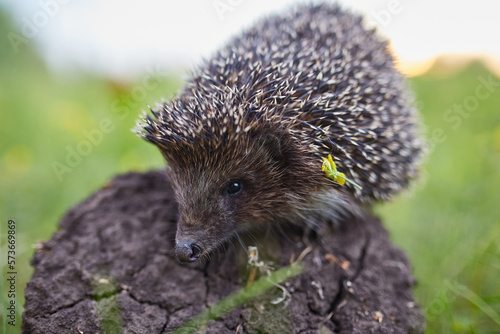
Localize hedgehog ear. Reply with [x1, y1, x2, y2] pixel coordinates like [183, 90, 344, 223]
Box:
[258, 134, 284, 163]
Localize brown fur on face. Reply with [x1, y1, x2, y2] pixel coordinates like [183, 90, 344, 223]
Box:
[162, 128, 336, 260]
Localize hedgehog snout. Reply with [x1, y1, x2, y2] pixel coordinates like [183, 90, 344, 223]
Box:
[174, 241, 202, 263]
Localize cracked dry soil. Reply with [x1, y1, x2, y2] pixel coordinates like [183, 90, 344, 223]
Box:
[23, 170, 425, 333]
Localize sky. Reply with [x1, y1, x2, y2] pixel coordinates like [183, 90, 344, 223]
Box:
[2, 0, 499, 78]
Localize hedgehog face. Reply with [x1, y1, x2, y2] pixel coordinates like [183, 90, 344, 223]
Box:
[165, 133, 297, 262]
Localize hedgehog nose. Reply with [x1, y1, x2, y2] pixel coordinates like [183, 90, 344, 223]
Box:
[175, 241, 202, 263]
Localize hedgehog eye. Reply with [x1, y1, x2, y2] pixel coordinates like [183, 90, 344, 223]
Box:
[226, 179, 243, 195]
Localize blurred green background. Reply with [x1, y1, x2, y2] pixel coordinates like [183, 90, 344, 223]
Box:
[1, 9, 499, 334]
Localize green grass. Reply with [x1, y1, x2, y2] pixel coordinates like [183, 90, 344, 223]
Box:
[375, 62, 500, 333]
[0, 13, 178, 332]
[1, 13, 499, 333]
[172, 263, 303, 334]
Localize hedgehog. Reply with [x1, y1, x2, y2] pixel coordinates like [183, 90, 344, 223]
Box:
[137, 3, 424, 263]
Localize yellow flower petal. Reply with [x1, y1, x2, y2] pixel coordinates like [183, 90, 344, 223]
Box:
[335, 173, 346, 185]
